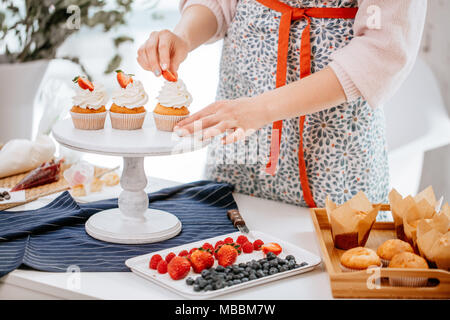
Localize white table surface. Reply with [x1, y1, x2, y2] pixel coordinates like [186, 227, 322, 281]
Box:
[0, 176, 332, 300]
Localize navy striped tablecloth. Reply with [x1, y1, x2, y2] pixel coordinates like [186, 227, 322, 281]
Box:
[0, 181, 238, 277]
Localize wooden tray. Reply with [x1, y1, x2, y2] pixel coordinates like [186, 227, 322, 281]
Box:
[0, 164, 111, 211]
[310, 204, 450, 299]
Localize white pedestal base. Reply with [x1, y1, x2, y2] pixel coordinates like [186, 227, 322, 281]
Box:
[85, 208, 182, 244]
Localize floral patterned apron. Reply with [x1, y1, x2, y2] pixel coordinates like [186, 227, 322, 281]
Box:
[205, 0, 390, 208]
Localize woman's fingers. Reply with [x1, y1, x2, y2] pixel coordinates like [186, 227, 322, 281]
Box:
[144, 32, 162, 77]
[202, 121, 235, 140]
[222, 128, 246, 144]
[175, 101, 221, 129]
[158, 30, 172, 71]
[177, 114, 221, 136]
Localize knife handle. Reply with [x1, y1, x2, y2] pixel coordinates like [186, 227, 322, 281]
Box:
[227, 209, 245, 227]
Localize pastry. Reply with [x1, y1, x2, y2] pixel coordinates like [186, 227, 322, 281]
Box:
[153, 78, 192, 132]
[388, 252, 429, 287]
[90, 177, 104, 193]
[71, 76, 108, 130]
[110, 70, 148, 130]
[340, 247, 381, 272]
[101, 172, 120, 186]
[71, 184, 86, 197]
[377, 239, 414, 266]
[325, 191, 380, 250]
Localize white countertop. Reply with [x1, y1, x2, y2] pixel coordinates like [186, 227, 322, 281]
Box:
[0, 176, 332, 300]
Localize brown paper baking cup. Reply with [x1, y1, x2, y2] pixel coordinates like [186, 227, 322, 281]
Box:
[389, 276, 428, 287]
[153, 112, 189, 132]
[110, 111, 146, 130]
[70, 111, 106, 130]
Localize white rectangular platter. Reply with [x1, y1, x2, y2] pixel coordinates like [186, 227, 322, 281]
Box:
[125, 230, 322, 299]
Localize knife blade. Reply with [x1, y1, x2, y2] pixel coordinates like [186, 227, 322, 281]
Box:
[227, 209, 254, 238]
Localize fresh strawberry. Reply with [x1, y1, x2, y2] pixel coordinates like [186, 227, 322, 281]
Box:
[253, 239, 264, 251]
[261, 242, 282, 256]
[236, 235, 249, 245]
[149, 254, 162, 269]
[162, 69, 177, 82]
[202, 242, 214, 252]
[157, 260, 168, 274]
[242, 241, 254, 254]
[189, 248, 214, 273]
[189, 248, 198, 254]
[224, 237, 234, 244]
[73, 76, 94, 91]
[116, 69, 134, 88]
[178, 250, 189, 257]
[215, 243, 240, 267]
[165, 252, 176, 263]
[167, 256, 191, 280]
[214, 240, 225, 250]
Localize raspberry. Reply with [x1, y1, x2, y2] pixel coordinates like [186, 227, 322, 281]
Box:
[178, 250, 189, 257]
[202, 242, 214, 252]
[165, 252, 176, 263]
[214, 240, 224, 249]
[253, 239, 264, 251]
[149, 254, 162, 269]
[236, 235, 249, 245]
[242, 241, 254, 253]
[157, 260, 168, 274]
[224, 237, 234, 244]
[189, 248, 198, 254]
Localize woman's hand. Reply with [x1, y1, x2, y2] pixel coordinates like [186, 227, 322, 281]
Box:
[174, 97, 271, 144]
[137, 29, 190, 77]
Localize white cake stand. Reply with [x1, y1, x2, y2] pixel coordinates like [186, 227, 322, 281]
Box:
[52, 115, 206, 244]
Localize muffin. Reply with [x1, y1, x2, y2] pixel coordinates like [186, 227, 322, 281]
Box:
[110, 70, 148, 130]
[388, 252, 429, 287]
[340, 247, 381, 272]
[377, 239, 414, 266]
[153, 78, 192, 132]
[70, 76, 108, 130]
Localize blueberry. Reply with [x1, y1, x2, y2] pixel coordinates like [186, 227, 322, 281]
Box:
[288, 260, 296, 269]
[286, 255, 295, 261]
[232, 266, 241, 274]
[226, 274, 233, 281]
[245, 266, 252, 273]
[279, 265, 289, 272]
[193, 284, 201, 292]
[262, 262, 270, 270]
[232, 273, 240, 280]
[269, 259, 278, 268]
[204, 284, 213, 291]
[213, 281, 225, 290]
[198, 278, 208, 288]
[185, 277, 194, 286]
[278, 259, 287, 265]
[263, 270, 269, 276]
[233, 279, 242, 285]
[225, 266, 232, 273]
[226, 280, 234, 287]
[252, 262, 261, 270]
[239, 262, 246, 268]
[243, 271, 250, 277]
[249, 274, 257, 280]
[256, 270, 265, 278]
[269, 267, 278, 275]
[216, 265, 225, 272]
[241, 277, 249, 282]
[194, 277, 201, 284]
[201, 269, 210, 278]
[266, 252, 277, 260]
[259, 258, 268, 264]
[299, 262, 308, 267]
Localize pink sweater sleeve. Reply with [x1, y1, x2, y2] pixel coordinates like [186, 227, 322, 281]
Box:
[179, 0, 237, 44]
[329, 0, 427, 109]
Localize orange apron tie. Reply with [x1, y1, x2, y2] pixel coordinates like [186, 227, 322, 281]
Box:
[256, 0, 358, 208]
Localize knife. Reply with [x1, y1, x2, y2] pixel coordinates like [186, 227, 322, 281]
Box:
[227, 209, 254, 239]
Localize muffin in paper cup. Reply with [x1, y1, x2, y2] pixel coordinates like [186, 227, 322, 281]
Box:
[389, 276, 428, 287]
[70, 111, 107, 130]
[110, 111, 146, 130]
[152, 112, 188, 132]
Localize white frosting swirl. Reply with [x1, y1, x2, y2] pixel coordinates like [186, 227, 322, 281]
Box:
[72, 82, 108, 110]
[112, 80, 148, 108]
[157, 79, 193, 109]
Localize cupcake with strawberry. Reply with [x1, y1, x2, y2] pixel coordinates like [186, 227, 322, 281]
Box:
[110, 70, 148, 130]
[71, 76, 108, 130]
[153, 70, 192, 132]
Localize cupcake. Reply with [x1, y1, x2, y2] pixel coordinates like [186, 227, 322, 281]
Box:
[388, 252, 429, 287]
[153, 78, 192, 132]
[70, 76, 108, 130]
[340, 247, 381, 272]
[377, 239, 414, 266]
[110, 70, 148, 130]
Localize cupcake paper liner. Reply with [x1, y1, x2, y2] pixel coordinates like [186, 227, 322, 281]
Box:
[70, 111, 106, 130]
[110, 111, 146, 130]
[389, 276, 428, 287]
[153, 112, 189, 132]
[339, 263, 382, 273]
[380, 258, 390, 267]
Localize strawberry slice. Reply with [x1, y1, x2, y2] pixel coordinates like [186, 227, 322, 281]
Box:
[261, 242, 282, 256]
[162, 69, 177, 82]
[116, 69, 134, 88]
[73, 76, 94, 91]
